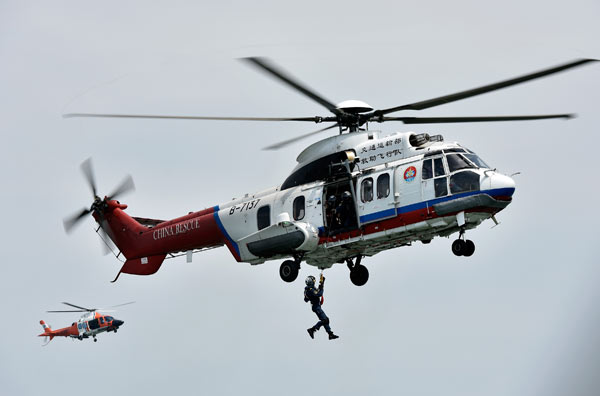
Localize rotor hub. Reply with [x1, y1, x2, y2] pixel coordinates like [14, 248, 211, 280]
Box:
[336, 100, 373, 114]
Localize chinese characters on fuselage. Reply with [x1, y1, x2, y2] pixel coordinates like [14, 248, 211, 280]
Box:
[359, 138, 402, 166]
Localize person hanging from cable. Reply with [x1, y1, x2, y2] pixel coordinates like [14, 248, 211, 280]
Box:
[304, 272, 339, 340]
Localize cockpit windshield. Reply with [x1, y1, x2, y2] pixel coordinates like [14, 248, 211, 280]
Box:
[463, 153, 490, 169]
[446, 154, 476, 172]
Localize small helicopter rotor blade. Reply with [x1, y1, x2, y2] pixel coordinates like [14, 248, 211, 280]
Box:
[263, 124, 339, 150]
[107, 175, 135, 201]
[93, 302, 134, 312]
[241, 57, 342, 116]
[80, 157, 98, 197]
[47, 310, 88, 313]
[63, 114, 325, 122]
[106, 301, 136, 308]
[61, 302, 94, 311]
[374, 58, 598, 116]
[380, 114, 575, 124]
[63, 208, 92, 234]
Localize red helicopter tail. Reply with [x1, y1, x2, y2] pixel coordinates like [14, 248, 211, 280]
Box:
[96, 201, 224, 282]
[64, 159, 225, 280]
[92, 203, 169, 281]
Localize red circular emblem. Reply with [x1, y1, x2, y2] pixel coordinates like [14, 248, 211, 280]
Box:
[404, 166, 417, 182]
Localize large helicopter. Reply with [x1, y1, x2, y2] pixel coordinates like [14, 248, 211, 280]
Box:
[38, 302, 131, 345]
[64, 58, 596, 286]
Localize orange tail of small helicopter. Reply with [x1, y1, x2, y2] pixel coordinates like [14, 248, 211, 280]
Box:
[38, 320, 56, 345]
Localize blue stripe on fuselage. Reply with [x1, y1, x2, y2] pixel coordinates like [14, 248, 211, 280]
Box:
[359, 208, 397, 223]
[361, 187, 515, 223]
[212, 205, 240, 258]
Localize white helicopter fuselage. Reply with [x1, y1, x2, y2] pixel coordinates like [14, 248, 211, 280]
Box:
[214, 130, 516, 269]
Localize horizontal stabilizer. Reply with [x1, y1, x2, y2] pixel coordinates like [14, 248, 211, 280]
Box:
[112, 254, 167, 282]
[132, 216, 166, 227]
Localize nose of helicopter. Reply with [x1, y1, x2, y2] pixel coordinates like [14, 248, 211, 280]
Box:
[489, 172, 516, 197]
[113, 319, 124, 327]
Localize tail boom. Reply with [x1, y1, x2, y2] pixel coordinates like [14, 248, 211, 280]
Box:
[38, 320, 77, 339]
[96, 203, 228, 278]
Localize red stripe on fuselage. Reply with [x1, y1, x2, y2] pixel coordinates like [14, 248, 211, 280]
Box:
[320, 203, 505, 244]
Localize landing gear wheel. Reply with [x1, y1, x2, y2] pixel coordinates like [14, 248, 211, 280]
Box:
[279, 260, 299, 283]
[350, 265, 369, 286]
[452, 239, 466, 256]
[93, 338, 97, 343]
[114, 329, 118, 333]
[464, 240, 475, 257]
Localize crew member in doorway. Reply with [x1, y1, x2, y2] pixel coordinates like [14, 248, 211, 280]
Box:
[325, 195, 340, 232]
[337, 191, 356, 230]
[304, 273, 339, 340]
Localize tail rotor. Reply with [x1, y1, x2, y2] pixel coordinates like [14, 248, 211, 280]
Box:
[62, 158, 135, 252]
[39, 320, 53, 346]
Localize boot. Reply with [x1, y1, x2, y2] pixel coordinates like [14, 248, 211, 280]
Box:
[307, 327, 316, 339]
[328, 332, 339, 340]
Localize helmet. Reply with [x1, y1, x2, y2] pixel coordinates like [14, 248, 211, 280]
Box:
[305, 275, 316, 286]
[341, 191, 352, 200]
[327, 195, 337, 204]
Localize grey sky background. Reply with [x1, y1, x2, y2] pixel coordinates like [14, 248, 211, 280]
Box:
[1, 1, 599, 395]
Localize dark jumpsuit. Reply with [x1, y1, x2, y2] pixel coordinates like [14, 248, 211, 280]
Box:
[304, 283, 332, 333]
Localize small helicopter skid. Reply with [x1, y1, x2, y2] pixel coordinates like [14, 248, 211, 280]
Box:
[62, 57, 596, 287]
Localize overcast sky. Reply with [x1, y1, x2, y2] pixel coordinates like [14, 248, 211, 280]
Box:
[1, 1, 600, 395]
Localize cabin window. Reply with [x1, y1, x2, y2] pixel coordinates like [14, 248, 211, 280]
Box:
[293, 196, 305, 221]
[434, 178, 448, 197]
[447, 154, 476, 172]
[377, 174, 390, 199]
[361, 178, 373, 202]
[105, 316, 113, 322]
[257, 205, 271, 230]
[422, 159, 433, 180]
[434, 157, 446, 177]
[450, 171, 480, 194]
[99, 317, 104, 324]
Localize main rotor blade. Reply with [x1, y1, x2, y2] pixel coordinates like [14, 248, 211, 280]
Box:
[241, 57, 341, 116]
[80, 158, 97, 197]
[107, 175, 135, 200]
[47, 310, 88, 313]
[375, 58, 598, 115]
[63, 208, 92, 234]
[263, 124, 339, 150]
[62, 302, 94, 311]
[63, 113, 324, 122]
[380, 114, 575, 124]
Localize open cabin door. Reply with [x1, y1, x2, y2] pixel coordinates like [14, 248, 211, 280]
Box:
[356, 169, 396, 224]
[322, 179, 359, 236]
